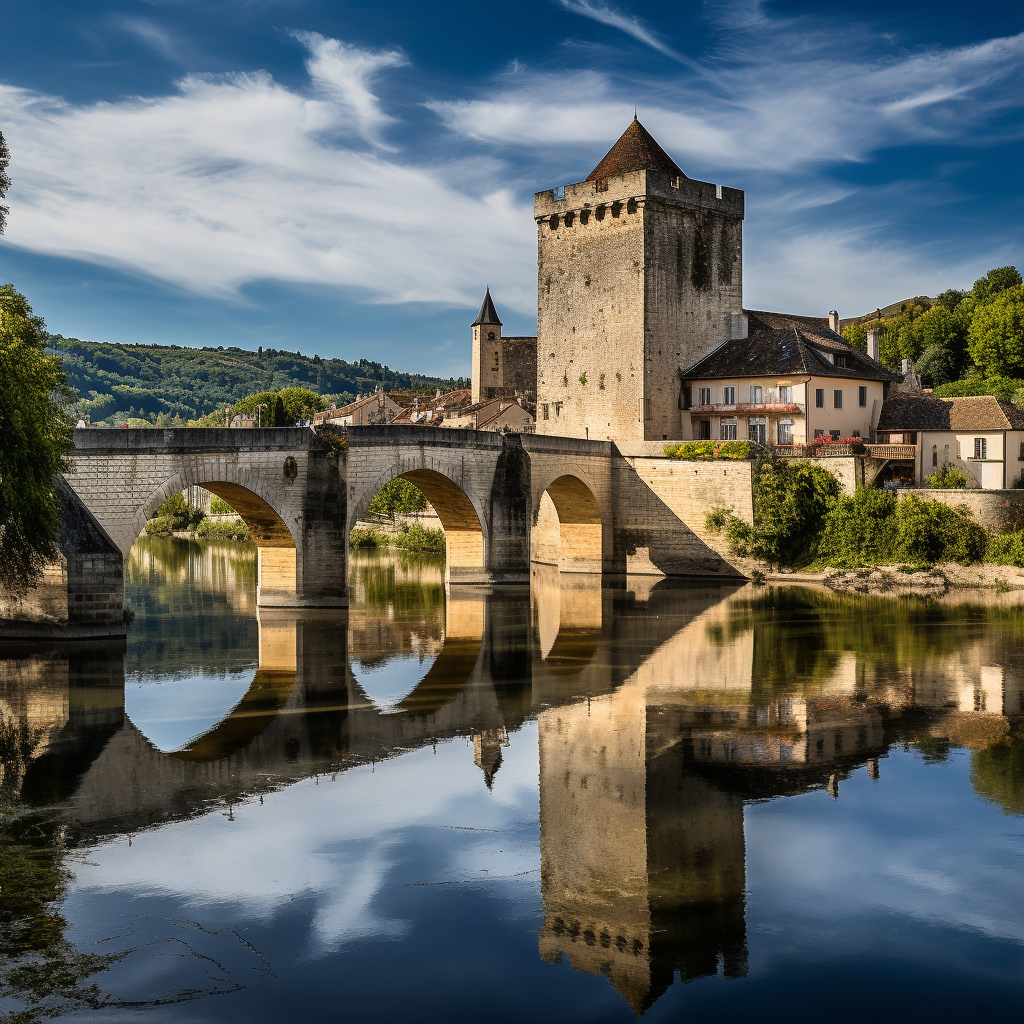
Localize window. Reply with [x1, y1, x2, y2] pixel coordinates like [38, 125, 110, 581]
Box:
[974, 437, 987, 460]
[833, 390, 843, 409]
[639, 398, 652, 421]
[859, 386, 867, 407]
[1019, 442, 1024, 461]
[932, 444, 938, 467]
[852, 430, 861, 438]
[699, 387, 711, 407]
[750, 385, 763, 404]
[815, 388, 824, 408]
[779, 386, 792, 403]
[814, 429, 825, 438]
[720, 419, 737, 440]
[833, 355, 847, 368]
[723, 386, 736, 404]
[945, 444, 950, 463]
[830, 429, 841, 440]
[542, 404, 549, 420]
[777, 421, 792, 444]
[698, 420, 711, 440]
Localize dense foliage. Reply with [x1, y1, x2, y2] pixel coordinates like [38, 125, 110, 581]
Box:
[48, 334, 460, 425]
[664, 440, 753, 460]
[816, 490, 987, 567]
[986, 531, 1024, 567]
[0, 286, 75, 591]
[367, 478, 428, 517]
[924, 462, 969, 488]
[970, 727, 1024, 816]
[708, 460, 989, 569]
[350, 523, 444, 553]
[715, 460, 841, 567]
[842, 266, 1024, 392]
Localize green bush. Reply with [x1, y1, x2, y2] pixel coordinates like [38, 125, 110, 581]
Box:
[144, 515, 176, 536]
[987, 531, 1024, 567]
[209, 495, 236, 514]
[195, 518, 251, 541]
[925, 462, 970, 488]
[368, 478, 428, 517]
[154, 492, 205, 529]
[350, 526, 385, 548]
[717, 441, 753, 460]
[816, 491, 986, 566]
[393, 524, 445, 553]
[705, 507, 731, 532]
[664, 441, 716, 460]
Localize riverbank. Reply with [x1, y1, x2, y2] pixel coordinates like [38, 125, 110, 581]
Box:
[766, 562, 1024, 596]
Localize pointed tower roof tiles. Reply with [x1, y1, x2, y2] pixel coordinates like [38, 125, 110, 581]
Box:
[472, 288, 502, 327]
[587, 117, 685, 182]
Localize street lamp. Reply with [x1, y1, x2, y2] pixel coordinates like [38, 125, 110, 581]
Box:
[256, 403, 268, 428]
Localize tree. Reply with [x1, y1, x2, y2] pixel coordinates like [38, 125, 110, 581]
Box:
[0, 286, 75, 591]
[367, 478, 428, 517]
[910, 305, 970, 385]
[272, 396, 286, 426]
[971, 266, 1022, 304]
[0, 130, 9, 235]
[967, 285, 1024, 378]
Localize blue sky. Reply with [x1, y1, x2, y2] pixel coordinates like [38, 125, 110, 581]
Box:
[1, 1, 1021, 376]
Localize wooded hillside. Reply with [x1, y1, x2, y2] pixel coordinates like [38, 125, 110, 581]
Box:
[48, 336, 460, 424]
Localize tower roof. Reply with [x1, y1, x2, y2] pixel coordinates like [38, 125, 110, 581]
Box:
[587, 117, 685, 182]
[472, 288, 502, 327]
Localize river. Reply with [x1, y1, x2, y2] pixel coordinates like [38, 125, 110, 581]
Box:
[1, 536, 1021, 1021]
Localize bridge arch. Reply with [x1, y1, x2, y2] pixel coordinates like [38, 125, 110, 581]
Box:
[348, 464, 488, 582]
[531, 473, 605, 573]
[132, 469, 299, 607]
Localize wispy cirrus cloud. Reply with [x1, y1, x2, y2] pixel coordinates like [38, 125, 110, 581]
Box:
[0, 35, 535, 311]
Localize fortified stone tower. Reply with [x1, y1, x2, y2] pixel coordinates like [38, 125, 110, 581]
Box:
[535, 118, 745, 442]
[471, 288, 503, 405]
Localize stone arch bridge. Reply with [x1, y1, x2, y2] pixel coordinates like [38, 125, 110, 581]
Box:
[2, 425, 754, 637]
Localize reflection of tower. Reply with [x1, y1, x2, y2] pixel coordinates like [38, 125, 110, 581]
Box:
[472, 727, 509, 789]
[538, 692, 747, 1014]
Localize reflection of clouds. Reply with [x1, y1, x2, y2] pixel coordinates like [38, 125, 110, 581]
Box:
[746, 752, 1024, 947]
[351, 654, 438, 714]
[68, 724, 541, 956]
[125, 670, 256, 752]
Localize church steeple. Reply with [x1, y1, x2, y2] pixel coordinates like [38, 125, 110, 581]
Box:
[587, 117, 686, 182]
[472, 287, 502, 327]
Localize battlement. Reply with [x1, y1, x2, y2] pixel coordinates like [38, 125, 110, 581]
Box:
[534, 169, 743, 224]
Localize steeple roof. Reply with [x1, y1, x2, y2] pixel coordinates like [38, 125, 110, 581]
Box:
[587, 117, 685, 182]
[472, 288, 502, 327]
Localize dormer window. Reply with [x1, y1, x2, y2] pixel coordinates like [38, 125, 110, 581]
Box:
[833, 354, 848, 368]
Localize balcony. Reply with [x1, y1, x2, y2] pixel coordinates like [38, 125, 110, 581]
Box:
[864, 444, 917, 461]
[689, 402, 803, 415]
[775, 442, 917, 460]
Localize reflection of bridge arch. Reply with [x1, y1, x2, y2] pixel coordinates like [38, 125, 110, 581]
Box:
[348, 464, 488, 582]
[532, 473, 606, 573]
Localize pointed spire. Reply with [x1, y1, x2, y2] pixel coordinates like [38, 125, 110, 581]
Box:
[587, 117, 685, 182]
[472, 287, 502, 327]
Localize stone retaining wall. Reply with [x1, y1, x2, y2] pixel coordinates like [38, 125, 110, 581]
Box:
[908, 488, 1024, 532]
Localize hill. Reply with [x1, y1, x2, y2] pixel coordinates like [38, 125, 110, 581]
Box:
[840, 295, 935, 329]
[47, 336, 461, 425]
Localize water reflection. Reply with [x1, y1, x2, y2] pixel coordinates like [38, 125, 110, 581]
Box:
[0, 540, 1022, 1019]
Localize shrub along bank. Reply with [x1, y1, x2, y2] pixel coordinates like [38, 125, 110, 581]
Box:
[350, 524, 445, 554]
[706, 459, 1005, 569]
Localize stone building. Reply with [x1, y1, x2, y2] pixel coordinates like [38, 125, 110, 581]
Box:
[534, 118, 745, 442]
[470, 288, 537, 412]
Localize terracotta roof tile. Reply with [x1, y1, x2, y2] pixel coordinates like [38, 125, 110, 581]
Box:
[878, 395, 1024, 431]
[587, 117, 685, 182]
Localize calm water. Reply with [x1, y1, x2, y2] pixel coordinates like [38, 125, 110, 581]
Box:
[1, 536, 1022, 1022]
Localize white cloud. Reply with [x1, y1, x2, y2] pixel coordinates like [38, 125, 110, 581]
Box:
[0, 36, 536, 311]
[555, 1, 685, 65]
[433, 18, 1024, 174]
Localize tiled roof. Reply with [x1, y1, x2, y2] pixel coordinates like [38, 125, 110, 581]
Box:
[682, 316, 899, 383]
[587, 117, 685, 182]
[472, 288, 502, 327]
[878, 395, 1024, 431]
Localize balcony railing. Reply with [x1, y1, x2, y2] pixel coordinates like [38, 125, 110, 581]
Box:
[864, 444, 917, 461]
[775, 442, 917, 459]
[689, 402, 803, 415]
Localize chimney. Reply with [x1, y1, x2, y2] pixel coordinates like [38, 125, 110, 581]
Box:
[828, 310, 840, 333]
[866, 328, 879, 362]
[731, 312, 748, 340]
[901, 358, 911, 375]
